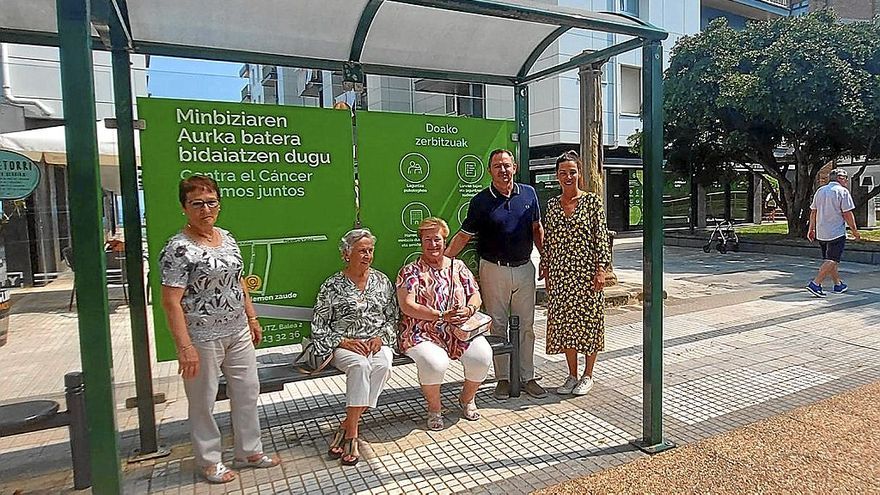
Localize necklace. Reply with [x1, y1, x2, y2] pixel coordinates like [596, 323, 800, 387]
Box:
[186, 224, 215, 243]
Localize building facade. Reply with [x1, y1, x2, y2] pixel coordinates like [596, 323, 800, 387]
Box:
[241, 0, 804, 233]
[0, 43, 148, 285]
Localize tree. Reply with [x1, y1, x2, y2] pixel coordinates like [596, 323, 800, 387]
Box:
[663, 10, 880, 237]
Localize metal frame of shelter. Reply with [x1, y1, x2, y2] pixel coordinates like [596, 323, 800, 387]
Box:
[1, 1, 670, 492]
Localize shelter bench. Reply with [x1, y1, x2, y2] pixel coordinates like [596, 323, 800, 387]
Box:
[0, 372, 91, 490]
[217, 316, 522, 401]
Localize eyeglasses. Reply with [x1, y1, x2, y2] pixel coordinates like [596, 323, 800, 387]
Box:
[188, 199, 220, 209]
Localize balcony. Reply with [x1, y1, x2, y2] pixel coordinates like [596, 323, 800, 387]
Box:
[241, 85, 251, 103]
[261, 65, 277, 86]
[239, 64, 250, 78]
[300, 69, 323, 98]
[702, 0, 791, 20]
[263, 84, 278, 105]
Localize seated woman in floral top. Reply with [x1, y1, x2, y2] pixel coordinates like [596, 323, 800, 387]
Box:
[311, 228, 399, 466]
[396, 217, 493, 431]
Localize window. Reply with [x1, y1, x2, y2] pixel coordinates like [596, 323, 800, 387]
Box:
[412, 80, 484, 117]
[620, 66, 642, 115]
[619, 0, 639, 16]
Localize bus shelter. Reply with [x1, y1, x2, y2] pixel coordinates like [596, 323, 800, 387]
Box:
[1, 1, 669, 491]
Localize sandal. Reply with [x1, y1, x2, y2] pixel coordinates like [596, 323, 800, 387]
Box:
[328, 425, 345, 459]
[203, 462, 236, 484]
[426, 410, 444, 431]
[460, 399, 481, 421]
[340, 437, 360, 466]
[232, 453, 280, 469]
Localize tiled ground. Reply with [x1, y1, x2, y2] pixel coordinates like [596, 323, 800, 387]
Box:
[2, 245, 880, 494]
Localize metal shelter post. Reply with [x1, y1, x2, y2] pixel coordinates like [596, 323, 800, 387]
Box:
[514, 84, 529, 182]
[109, 12, 167, 460]
[632, 40, 674, 454]
[56, 0, 123, 490]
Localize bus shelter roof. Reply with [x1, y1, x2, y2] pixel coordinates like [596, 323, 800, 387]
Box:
[1, 0, 666, 85]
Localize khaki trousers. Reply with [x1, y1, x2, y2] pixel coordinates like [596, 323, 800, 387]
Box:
[184, 327, 263, 467]
[479, 259, 536, 382]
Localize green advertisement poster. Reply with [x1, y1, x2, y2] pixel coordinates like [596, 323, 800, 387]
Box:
[138, 98, 356, 361]
[357, 111, 515, 279]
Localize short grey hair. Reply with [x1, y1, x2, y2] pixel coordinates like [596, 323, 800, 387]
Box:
[339, 228, 376, 256]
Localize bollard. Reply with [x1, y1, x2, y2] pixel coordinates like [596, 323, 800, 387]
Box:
[65, 372, 91, 490]
[508, 315, 521, 398]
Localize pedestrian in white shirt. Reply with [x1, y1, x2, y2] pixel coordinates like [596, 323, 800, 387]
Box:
[806, 169, 861, 297]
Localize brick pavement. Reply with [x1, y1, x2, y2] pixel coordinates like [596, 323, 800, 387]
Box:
[1, 245, 879, 494]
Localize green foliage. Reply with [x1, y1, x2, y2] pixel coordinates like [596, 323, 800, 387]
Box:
[663, 10, 880, 236]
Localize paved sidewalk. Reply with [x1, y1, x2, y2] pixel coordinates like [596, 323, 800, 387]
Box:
[537, 380, 880, 494]
[1, 244, 879, 494]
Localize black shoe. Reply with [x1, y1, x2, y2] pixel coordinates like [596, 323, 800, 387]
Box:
[494, 380, 510, 400]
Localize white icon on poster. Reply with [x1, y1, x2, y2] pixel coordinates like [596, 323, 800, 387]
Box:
[399, 152, 430, 184]
[409, 209, 424, 225]
[401, 202, 431, 232]
[456, 154, 484, 184]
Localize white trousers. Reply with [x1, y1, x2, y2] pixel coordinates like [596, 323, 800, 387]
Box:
[184, 327, 262, 467]
[405, 337, 493, 385]
[331, 346, 394, 408]
[479, 259, 537, 381]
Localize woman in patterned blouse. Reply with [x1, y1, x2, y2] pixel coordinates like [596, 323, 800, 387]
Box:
[311, 228, 399, 466]
[160, 175, 280, 484]
[396, 217, 493, 431]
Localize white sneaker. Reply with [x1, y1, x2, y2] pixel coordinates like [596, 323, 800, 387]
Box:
[571, 375, 594, 396]
[556, 375, 579, 395]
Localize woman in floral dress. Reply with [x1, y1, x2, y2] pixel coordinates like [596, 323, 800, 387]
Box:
[541, 151, 611, 396]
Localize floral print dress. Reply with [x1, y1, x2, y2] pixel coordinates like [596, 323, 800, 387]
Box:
[543, 192, 611, 355]
[396, 258, 479, 360]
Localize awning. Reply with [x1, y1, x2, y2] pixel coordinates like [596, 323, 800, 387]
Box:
[1, 0, 667, 85]
[0, 122, 138, 192]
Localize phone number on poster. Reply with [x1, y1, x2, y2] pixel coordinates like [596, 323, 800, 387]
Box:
[262, 331, 303, 344]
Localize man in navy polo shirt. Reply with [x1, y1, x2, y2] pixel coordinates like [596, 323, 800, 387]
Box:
[446, 149, 546, 399]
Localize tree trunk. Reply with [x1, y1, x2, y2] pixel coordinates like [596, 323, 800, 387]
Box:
[787, 194, 812, 238]
[579, 62, 618, 287]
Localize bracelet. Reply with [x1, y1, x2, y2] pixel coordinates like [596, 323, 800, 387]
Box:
[177, 344, 194, 354]
[466, 304, 477, 316]
[436, 310, 445, 322]
[247, 316, 259, 322]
